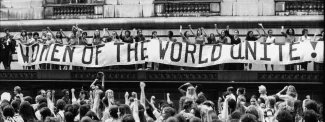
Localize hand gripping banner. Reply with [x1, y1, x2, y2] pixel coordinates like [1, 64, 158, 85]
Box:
[17, 40, 324, 67]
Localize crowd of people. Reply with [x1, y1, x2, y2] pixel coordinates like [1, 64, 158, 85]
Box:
[0, 72, 323, 122]
[0, 24, 324, 70]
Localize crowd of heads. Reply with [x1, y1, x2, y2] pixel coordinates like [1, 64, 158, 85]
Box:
[0, 72, 323, 122]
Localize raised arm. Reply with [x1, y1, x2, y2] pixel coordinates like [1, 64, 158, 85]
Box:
[258, 23, 267, 37]
[180, 25, 186, 38]
[256, 28, 262, 39]
[101, 72, 105, 90]
[59, 29, 67, 39]
[140, 82, 146, 107]
[132, 98, 140, 122]
[71, 88, 77, 103]
[51, 90, 55, 104]
[188, 25, 195, 36]
[120, 28, 124, 39]
[281, 26, 287, 36]
[166, 93, 172, 105]
[178, 82, 191, 95]
[90, 79, 98, 89]
[215, 24, 221, 36]
[125, 92, 130, 105]
[201, 27, 208, 37]
[47, 27, 57, 39]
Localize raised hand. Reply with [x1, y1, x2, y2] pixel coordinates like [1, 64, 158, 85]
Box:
[167, 93, 170, 97]
[71, 88, 75, 93]
[125, 92, 129, 98]
[140, 82, 146, 88]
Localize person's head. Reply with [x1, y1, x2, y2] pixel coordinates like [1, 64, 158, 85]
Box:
[209, 33, 215, 38]
[94, 29, 100, 38]
[258, 85, 267, 94]
[4, 28, 10, 34]
[27, 32, 33, 38]
[227, 86, 234, 94]
[40, 107, 52, 120]
[10, 100, 20, 113]
[24, 96, 33, 104]
[80, 116, 93, 122]
[105, 89, 114, 99]
[56, 31, 63, 39]
[39, 89, 46, 97]
[152, 31, 158, 39]
[267, 29, 273, 36]
[33, 32, 40, 39]
[82, 32, 88, 38]
[46, 32, 53, 40]
[305, 100, 318, 113]
[257, 97, 265, 105]
[303, 110, 319, 122]
[85, 111, 99, 120]
[121, 114, 135, 122]
[137, 29, 142, 36]
[183, 99, 193, 111]
[276, 110, 293, 122]
[174, 114, 186, 122]
[294, 100, 303, 116]
[112, 31, 119, 39]
[302, 29, 308, 36]
[230, 110, 243, 120]
[234, 30, 239, 36]
[184, 31, 190, 37]
[79, 104, 91, 118]
[109, 105, 119, 119]
[168, 31, 174, 38]
[228, 98, 237, 113]
[125, 30, 131, 37]
[3, 105, 15, 118]
[19, 101, 36, 121]
[245, 105, 259, 120]
[286, 28, 295, 36]
[267, 96, 276, 108]
[197, 28, 202, 36]
[250, 97, 257, 106]
[220, 30, 227, 37]
[166, 117, 178, 122]
[21, 30, 27, 37]
[13, 86, 22, 95]
[64, 112, 74, 122]
[189, 117, 201, 122]
[187, 86, 195, 96]
[56, 99, 66, 110]
[286, 85, 297, 98]
[247, 31, 254, 38]
[62, 89, 70, 97]
[79, 90, 87, 100]
[240, 113, 257, 122]
[119, 104, 132, 117]
[162, 107, 176, 120]
[196, 92, 207, 105]
[237, 87, 245, 95]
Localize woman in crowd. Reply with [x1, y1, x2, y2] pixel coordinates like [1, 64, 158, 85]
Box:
[188, 25, 206, 45]
[93, 29, 103, 46]
[281, 26, 297, 70]
[226, 25, 244, 70]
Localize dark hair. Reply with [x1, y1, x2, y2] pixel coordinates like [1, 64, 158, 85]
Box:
[62, 89, 69, 95]
[38, 102, 48, 110]
[56, 31, 63, 39]
[40, 107, 52, 120]
[11, 100, 21, 113]
[3, 105, 15, 117]
[196, 92, 207, 105]
[21, 30, 27, 36]
[276, 110, 293, 122]
[294, 100, 303, 117]
[303, 110, 319, 122]
[79, 104, 90, 118]
[19, 101, 36, 122]
[245, 106, 259, 120]
[151, 31, 157, 39]
[122, 114, 135, 122]
[228, 98, 237, 114]
[240, 113, 257, 122]
[163, 107, 176, 119]
[80, 116, 92, 122]
[33, 32, 39, 37]
[305, 100, 319, 113]
[85, 111, 99, 120]
[227, 86, 234, 93]
[302, 28, 308, 35]
[230, 110, 243, 119]
[27, 32, 33, 36]
[168, 31, 174, 38]
[125, 30, 131, 36]
[119, 104, 132, 117]
[184, 31, 189, 37]
[245, 31, 256, 40]
[137, 29, 142, 35]
[56, 99, 66, 110]
[183, 100, 193, 110]
[64, 112, 74, 122]
[174, 114, 186, 122]
[258, 97, 266, 104]
[237, 87, 245, 95]
[82, 32, 88, 37]
[286, 28, 295, 36]
[4, 28, 9, 32]
[109, 105, 119, 119]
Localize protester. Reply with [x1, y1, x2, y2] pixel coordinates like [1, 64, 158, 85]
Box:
[281, 26, 297, 70]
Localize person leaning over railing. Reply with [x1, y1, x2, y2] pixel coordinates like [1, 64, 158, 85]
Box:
[0, 28, 16, 70]
[216, 24, 232, 70]
[281, 26, 297, 71]
[244, 25, 263, 71]
[260, 23, 275, 71]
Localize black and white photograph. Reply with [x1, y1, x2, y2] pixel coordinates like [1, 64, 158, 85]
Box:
[0, 0, 324, 121]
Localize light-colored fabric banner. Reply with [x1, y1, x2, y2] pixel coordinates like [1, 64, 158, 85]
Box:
[17, 40, 324, 67]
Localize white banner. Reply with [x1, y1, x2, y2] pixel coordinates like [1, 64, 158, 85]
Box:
[17, 40, 324, 67]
